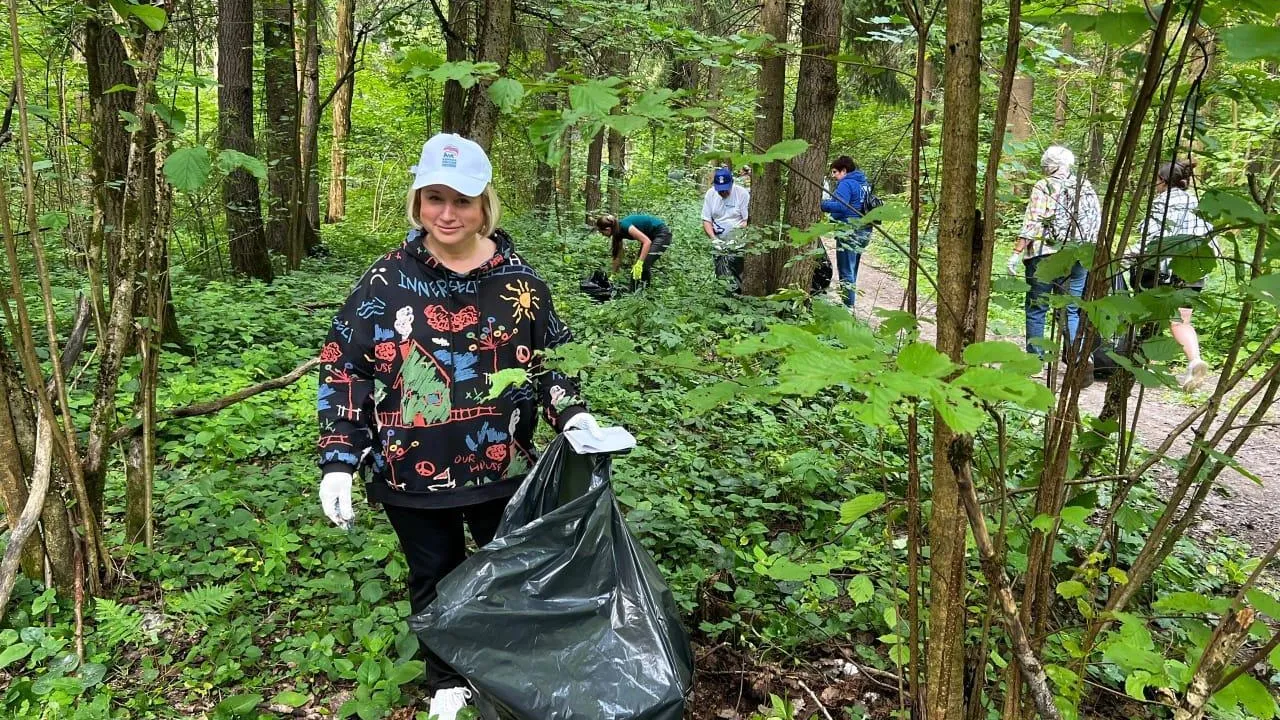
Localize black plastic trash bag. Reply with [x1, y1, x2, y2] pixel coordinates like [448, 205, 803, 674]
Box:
[580, 269, 617, 303]
[409, 435, 694, 720]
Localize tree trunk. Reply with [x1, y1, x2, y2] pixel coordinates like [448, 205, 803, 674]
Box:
[441, 0, 472, 133]
[463, 0, 513, 150]
[84, 0, 135, 294]
[1010, 75, 1033, 141]
[299, 0, 322, 253]
[218, 0, 273, 280]
[262, 0, 301, 261]
[926, 0, 983, 716]
[777, 0, 840, 291]
[741, 0, 787, 296]
[0, 340, 47, 582]
[1055, 26, 1072, 130]
[326, 0, 356, 223]
[584, 131, 604, 222]
[532, 28, 560, 216]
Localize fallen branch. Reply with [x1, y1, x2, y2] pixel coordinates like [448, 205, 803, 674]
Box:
[798, 680, 834, 720]
[957, 463, 1063, 720]
[0, 408, 53, 624]
[110, 357, 320, 443]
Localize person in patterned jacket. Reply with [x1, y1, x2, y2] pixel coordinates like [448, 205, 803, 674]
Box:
[315, 133, 604, 719]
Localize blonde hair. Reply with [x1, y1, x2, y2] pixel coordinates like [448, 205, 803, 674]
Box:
[406, 184, 502, 238]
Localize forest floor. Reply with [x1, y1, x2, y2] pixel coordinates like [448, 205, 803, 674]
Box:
[837, 241, 1280, 557]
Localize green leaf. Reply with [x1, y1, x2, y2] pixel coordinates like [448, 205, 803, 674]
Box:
[1152, 591, 1231, 615]
[213, 693, 263, 718]
[104, 83, 136, 94]
[129, 3, 167, 30]
[1243, 274, 1280, 309]
[629, 88, 676, 120]
[568, 80, 621, 116]
[1220, 25, 1280, 63]
[1103, 640, 1163, 675]
[163, 146, 212, 192]
[1222, 673, 1279, 719]
[839, 492, 885, 524]
[485, 368, 529, 399]
[963, 341, 1040, 372]
[487, 77, 524, 113]
[896, 342, 953, 378]
[1060, 506, 1091, 528]
[216, 149, 268, 180]
[1197, 189, 1269, 225]
[1245, 589, 1280, 622]
[269, 691, 310, 708]
[765, 559, 813, 582]
[932, 391, 986, 433]
[760, 138, 809, 162]
[1031, 513, 1056, 533]
[604, 114, 648, 136]
[0, 642, 31, 670]
[883, 605, 897, 629]
[847, 575, 874, 605]
[386, 660, 424, 686]
[1056, 580, 1087, 599]
[1124, 670, 1153, 701]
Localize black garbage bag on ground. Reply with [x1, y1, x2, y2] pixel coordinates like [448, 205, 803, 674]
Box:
[580, 269, 617, 302]
[409, 435, 694, 720]
[1090, 270, 1133, 380]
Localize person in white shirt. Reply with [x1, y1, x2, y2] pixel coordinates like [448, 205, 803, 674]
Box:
[701, 167, 750, 292]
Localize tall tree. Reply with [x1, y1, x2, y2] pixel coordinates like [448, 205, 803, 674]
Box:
[532, 27, 561, 215]
[262, 0, 301, 261]
[777, 0, 840, 290]
[606, 53, 628, 216]
[326, 0, 356, 222]
[298, 0, 322, 252]
[927, 0, 983, 714]
[463, 0, 514, 150]
[741, 0, 787, 295]
[584, 131, 604, 222]
[441, 0, 473, 132]
[217, 0, 273, 280]
[84, 0, 133, 288]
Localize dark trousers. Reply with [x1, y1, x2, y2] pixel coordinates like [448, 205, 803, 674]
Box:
[385, 497, 509, 691]
[635, 227, 672, 288]
[713, 253, 744, 292]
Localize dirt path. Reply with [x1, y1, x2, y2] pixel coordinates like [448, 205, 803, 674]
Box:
[843, 249, 1280, 555]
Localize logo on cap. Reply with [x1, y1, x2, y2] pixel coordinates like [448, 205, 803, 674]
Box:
[442, 144, 459, 169]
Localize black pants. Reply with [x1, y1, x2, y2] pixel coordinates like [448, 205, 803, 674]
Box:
[635, 227, 672, 288]
[385, 497, 509, 691]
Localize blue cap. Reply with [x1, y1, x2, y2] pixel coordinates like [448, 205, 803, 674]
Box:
[713, 168, 734, 191]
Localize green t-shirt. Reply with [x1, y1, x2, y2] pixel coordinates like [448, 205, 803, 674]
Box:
[619, 214, 666, 238]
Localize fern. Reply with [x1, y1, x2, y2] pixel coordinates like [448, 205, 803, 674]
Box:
[165, 583, 238, 622]
[93, 598, 144, 649]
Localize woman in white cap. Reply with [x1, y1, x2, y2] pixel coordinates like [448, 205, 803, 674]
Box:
[1007, 145, 1102, 363]
[314, 133, 606, 719]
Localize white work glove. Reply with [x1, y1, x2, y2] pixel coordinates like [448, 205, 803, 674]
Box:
[1006, 251, 1023, 276]
[320, 471, 355, 529]
[563, 412, 603, 438]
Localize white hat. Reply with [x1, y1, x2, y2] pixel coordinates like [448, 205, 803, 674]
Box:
[410, 133, 492, 196]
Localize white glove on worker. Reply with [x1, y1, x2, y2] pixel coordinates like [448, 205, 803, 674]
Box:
[1006, 251, 1023, 276]
[563, 412, 603, 438]
[320, 471, 355, 529]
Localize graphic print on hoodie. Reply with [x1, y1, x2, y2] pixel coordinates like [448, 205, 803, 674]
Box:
[316, 229, 585, 509]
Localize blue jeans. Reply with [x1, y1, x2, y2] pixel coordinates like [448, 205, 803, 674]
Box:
[1024, 256, 1087, 357]
[836, 230, 869, 308]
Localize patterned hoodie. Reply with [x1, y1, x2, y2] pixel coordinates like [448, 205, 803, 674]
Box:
[317, 229, 586, 509]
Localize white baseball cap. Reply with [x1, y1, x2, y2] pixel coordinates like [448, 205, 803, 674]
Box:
[410, 133, 492, 197]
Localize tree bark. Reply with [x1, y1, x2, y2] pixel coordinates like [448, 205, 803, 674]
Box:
[299, 0, 322, 253]
[1054, 26, 1072, 130]
[462, 0, 514, 151]
[927, 0, 983, 717]
[777, 0, 840, 291]
[584, 131, 604, 222]
[441, 0, 473, 133]
[0, 340, 47, 581]
[1010, 75, 1033, 141]
[740, 0, 787, 296]
[326, 0, 356, 223]
[262, 0, 301, 260]
[218, 0, 273, 280]
[532, 29, 560, 216]
[83, 0, 135, 290]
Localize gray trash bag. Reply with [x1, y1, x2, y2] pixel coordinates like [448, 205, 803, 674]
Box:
[409, 434, 694, 720]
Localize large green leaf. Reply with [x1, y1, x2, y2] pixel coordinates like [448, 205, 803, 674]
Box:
[1244, 274, 1280, 309]
[1198, 189, 1269, 225]
[568, 80, 621, 115]
[896, 342, 953, 378]
[847, 574, 874, 605]
[1220, 25, 1280, 63]
[129, 3, 166, 30]
[0, 642, 31, 670]
[213, 693, 263, 718]
[163, 146, 212, 192]
[1221, 673, 1279, 719]
[604, 114, 648, 136]
[839, 492, 885, 524]
[216, 149, 267, 181]
[487, 77, 525, 113]
[1245, 588, 1280, 621]
[269, 691, 310, 709]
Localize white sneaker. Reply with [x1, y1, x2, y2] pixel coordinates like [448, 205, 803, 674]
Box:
[428, 686, 472, 720]
[1180, 360, 1210, 392]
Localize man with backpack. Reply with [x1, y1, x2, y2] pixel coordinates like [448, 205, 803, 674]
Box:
[1008, 145, 1102, 362]
[821, 156, 877, 309]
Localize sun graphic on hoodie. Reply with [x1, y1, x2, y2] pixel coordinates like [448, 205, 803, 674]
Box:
[501, 280, 540, 323]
